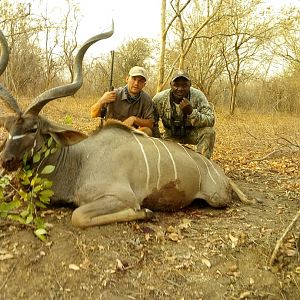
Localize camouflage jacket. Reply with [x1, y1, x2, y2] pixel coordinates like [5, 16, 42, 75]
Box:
[152, 87, 215, 138]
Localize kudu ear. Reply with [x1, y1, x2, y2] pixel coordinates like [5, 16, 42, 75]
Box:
[40, 118, 87, 146]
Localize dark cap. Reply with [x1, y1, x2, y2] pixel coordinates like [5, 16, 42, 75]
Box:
[171, 70, 191, 82]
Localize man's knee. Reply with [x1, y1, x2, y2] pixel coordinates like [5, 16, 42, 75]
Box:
[203, 127, 215, 137]
[194, 127, 215, 159]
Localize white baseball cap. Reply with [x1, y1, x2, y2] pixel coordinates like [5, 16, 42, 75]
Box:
[129, 66, 148, 81]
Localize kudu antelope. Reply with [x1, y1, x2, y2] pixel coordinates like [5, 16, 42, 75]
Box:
[0, 27, 245, 228]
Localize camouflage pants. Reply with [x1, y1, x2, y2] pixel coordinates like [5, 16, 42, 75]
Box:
[163, 126, 215, 159]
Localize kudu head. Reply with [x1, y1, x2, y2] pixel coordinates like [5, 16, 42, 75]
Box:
[0, 25, 114, 171]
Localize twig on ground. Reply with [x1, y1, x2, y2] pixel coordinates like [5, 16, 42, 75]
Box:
[245, 131, 259, 140]
[0, 259, 18, 292]
[269, 209, 300, 266]
[228, 179, 256, 205]
[247, 147, 284, 162]
[276, 135, 300, 148]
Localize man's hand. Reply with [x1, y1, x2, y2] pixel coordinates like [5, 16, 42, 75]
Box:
[123, 116, 136, 127]
[180, 98, 193, 115]
[101, 90, 117, 105]
[90, 91, 116, 118]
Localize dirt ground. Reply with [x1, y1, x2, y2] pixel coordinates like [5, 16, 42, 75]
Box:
[0, 97, 299, 300]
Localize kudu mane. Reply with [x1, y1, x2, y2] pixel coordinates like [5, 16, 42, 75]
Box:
[90, 118, 147, 137]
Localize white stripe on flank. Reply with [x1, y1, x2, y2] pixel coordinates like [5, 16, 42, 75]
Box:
[148, 138, 161, 189]
[132, 133, 150, 192]
[178, 144, 201, 191]
[155, 139, 178, 180]
[205, 158, 223, 178]
[9, 133, 26, 140]
[198, 155, 217, 185]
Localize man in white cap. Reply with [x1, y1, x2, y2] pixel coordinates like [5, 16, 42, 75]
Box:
[91, 66, 154, 136]
[152, 69, 215, 158]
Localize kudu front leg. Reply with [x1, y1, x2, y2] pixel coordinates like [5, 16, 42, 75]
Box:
[71, 196, 153, 228]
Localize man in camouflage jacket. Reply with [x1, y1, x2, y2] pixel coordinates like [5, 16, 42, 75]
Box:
[152, 70, 215, 159]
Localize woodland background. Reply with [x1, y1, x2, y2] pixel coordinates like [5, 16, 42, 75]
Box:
[0, 0, 299, 116]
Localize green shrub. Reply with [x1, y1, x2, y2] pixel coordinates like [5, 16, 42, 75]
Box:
[0, 137, 58, 241]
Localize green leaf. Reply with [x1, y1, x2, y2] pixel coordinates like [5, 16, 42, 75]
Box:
[24, 164, 31, 171]
[30, 176, 38, 186]
[42, 179, 53, 189]
[33, 185, 42, 193]
[19, 190, 29, 201]
[8, 214, 26, 224]
[39, 189, 54, 197]
[39, 196, 51, 204]
[34, 217, 45, 228]
[35, 201, 47, 208]
[34, 228, 47, 241]
[31, 177, 42, 186]
[26, 214, 34, 224]
[0, 202, 10, 216]
[0, 175, 11, 188]
[0, 211, 8, 218]
[24, 170, 33, 178]
[47, 137, 53, 148]
[41, 165, 55, 175]
[21, 178, 30, 185]
[44, 149, 50, 158]
[0, 199, 21, 213]
[20, 209, 29, 218]
[23, 152, 28, 166]
[33, 152, 41, 164]
[28, 203, 34, 213]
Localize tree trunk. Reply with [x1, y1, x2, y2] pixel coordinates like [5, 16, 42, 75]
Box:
[157, 0, 167, 93]
[229, 83, 237, 115]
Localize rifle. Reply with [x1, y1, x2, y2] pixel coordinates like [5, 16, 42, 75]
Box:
[100, 50, 115, 119]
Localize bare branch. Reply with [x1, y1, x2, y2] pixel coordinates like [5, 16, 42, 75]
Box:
[269, 209, 300, 266]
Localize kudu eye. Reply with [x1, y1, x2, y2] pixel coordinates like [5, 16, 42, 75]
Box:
[26, 124, 38, 134]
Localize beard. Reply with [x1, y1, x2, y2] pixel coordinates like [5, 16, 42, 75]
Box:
[171, 92, 186, 104]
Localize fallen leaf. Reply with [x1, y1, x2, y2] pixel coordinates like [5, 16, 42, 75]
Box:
[178, 219, 192, 229]
[239, 291, 251, 299]
[285, 249, 297, 257]
[0, 253, 14, 261]
[145, 233, 151, 241]
[229, 233, 239, 248]
[69, 264, 80, 271]
[116, 259, 129, 271]
[116, 259, 125, 271]
[201, 258, 211, 268]
[168, 232, 182, 242]
[166, 225, 177, 233]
